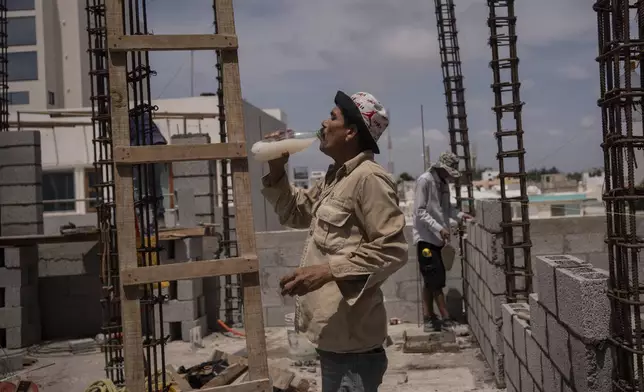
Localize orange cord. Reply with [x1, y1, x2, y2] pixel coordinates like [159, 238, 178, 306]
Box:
[217, 319, 245, 337]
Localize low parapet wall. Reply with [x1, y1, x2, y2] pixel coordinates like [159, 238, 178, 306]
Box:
[464, 199, 612, 391]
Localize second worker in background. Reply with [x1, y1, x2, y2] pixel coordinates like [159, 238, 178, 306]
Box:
[412, 151, 472, 332]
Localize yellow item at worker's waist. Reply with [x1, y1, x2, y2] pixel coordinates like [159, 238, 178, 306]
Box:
[422, 248, 432, 257]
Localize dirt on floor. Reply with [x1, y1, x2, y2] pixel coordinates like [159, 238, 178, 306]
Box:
[0, 323, 505, 392]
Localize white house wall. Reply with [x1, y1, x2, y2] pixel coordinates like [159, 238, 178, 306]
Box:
[11, 95, 288, 233]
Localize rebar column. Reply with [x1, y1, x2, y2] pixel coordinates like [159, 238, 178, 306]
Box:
[86, 0, 124, 385]
[486, 0, 532, 302]
[594, 1, 644, 390]
[213, 2, 242, 326]
[434, 0, 475, 216]
[122, 0, 168, 389]
[0, 0, 7, 133]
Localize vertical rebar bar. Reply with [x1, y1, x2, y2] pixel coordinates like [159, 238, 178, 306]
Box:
[594, 1, 644, 390]
[434, 0, 475, 323]
[213, 1, 242, 326]
[486, 0, 532, 303]
[86, 0, 125, 385]
[122, 1, 167, 389]
[0, 0, 7, 133]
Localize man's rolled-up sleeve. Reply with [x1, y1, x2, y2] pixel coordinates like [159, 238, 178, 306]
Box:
[329, 172, 408, 305]
[261, 172, 321, 229]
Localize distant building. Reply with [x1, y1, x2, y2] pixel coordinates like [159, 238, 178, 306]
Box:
[8, 0, 90, 109]
[539, 173, 578, 194]
[292, 166, 310, 189]
[10, 96, 288, 233]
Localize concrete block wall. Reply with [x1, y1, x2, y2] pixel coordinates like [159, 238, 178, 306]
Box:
[463, 200, 507, 388]
[500, 256, 612, 392]
[0, 131, 43, 349]
[0, 131, 44, 236]
[256, 226, 464, 327]
[463, 197, 613, 391]
[170, 133, 216, 225]
[156, 237, 208, 342]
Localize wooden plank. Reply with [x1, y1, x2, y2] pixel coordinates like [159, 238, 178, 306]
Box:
[166, 365, 193, 392]
[109, 34, 238, 51]
[113, 143, 247, 164]
[121, 256, 259, 285]
[105, 1, 145, 392]
[199, 379, 271, 392]
[215, 0, 269, 382]
[268, 367, 294, 391]
[158, 226, 206, 241]
[201, 362, 248, 389]
[0, 231, 99, 247]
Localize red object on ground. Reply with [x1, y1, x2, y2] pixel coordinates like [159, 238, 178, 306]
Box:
[217, 319, 245, 337]
[0, 382, 16, 392]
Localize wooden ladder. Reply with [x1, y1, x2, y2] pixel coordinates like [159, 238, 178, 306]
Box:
[105, 1, 270, 391]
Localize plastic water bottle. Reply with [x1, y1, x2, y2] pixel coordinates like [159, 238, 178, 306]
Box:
[251, 129, 320, 162]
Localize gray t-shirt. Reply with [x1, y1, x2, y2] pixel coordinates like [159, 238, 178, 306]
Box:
[412, 169, 462, 246]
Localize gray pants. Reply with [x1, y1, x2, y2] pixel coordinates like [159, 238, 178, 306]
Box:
[318, 347, 388, 392]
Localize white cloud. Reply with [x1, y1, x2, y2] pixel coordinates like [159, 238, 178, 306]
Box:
[547, 129, 563, 136]
[581, 115, 596, 128]
[381, 27, 437, 61]
[557, 65, 592, 80]
[522, 79, 536, 90]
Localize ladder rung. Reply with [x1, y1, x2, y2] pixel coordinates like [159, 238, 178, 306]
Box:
[113, 142, 247, 164]
[121, 256, 258, 286]
[109, 34, 238, 52]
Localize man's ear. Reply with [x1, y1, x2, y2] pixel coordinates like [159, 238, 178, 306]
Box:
[346, 124, 359, 138]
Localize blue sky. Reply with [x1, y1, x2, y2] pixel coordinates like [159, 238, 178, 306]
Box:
[146, 0, 602, 177]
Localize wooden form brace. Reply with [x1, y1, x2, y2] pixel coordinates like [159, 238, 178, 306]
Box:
[105, 1, 270, 391]
[112, 142, 247, 164]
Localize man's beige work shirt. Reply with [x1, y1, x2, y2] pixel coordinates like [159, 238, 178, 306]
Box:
[261, 151, 408, 353]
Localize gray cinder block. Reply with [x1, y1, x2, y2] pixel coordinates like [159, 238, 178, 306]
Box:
[529, 293, 547, 352]
[542, 355, 563, 392]
[0, 184, 42, 205]
[547, 313, 571, 381]
[175, 237, 203, 261]
[520, 363, 534, 392]
[502, 304, 514, 345]
[5, 324, 40, 349]
[3, 246, 39, 269]
[526, 329, 543, 390]
[0, 267, 34, 288]
[180, 315, 208, 342]
[0, 129, 41, 147]
[177, 279, 203, 301]
[0, 307, 28, 328]
[569, 336, 612, 392]
[162, 298, 202, 323]
[175, 188, 197, 228]
[534, 255, 591, 315]
[504, 340, 521, 390]
[492, 350, 506, 388]
[555, 267, 610, 341]
[5, 285, 37, 307]
[480, 199, 502, 233]
[0, 223, 43, 236]
[1, 204, 44, 225]
[487, 262, 506, 295]
[512, 305, 529, 364]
